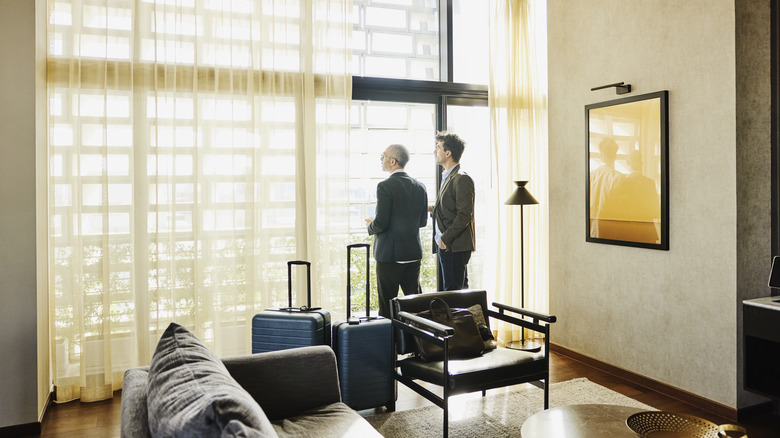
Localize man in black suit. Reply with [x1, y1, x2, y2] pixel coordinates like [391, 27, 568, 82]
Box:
[366, 144, 429, 318]
[431, 131, 475, 290]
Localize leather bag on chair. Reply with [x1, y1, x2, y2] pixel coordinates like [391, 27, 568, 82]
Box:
[413, 298, 485, 361]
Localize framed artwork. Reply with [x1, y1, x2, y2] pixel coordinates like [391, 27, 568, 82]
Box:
[586, 90, 669, 250]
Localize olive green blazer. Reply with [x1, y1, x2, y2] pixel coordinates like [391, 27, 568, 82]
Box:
[431, 164, 476, 253]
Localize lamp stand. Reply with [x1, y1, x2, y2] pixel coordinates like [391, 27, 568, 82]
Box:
[506, 206, 543, 352]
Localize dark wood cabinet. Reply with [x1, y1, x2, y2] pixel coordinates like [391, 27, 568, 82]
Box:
[744, 298, 780, 402]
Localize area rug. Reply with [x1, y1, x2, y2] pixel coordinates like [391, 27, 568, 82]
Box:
[364, 377, 654, 438]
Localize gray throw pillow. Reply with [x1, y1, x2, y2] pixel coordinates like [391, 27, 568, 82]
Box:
[468, 304, 497, 351]
[146, 322, 278, 438]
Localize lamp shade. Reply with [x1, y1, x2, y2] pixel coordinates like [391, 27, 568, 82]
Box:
[504, 181, 539, 205]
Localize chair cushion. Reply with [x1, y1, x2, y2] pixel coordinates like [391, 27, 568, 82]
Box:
[147, 322, 278, 437]
[398, 347, 547, 395]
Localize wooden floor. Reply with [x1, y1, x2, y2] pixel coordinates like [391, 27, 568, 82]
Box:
[34, 350, 780, 437]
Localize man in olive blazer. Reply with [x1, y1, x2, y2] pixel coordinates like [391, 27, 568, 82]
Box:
[366, 144, 429, 317]
[431, 132, 475, 290]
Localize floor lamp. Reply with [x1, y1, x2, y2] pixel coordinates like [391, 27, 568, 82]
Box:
[504, 181, 542, 352]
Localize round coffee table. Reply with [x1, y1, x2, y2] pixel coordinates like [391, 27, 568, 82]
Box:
[521, 404, 647, 437]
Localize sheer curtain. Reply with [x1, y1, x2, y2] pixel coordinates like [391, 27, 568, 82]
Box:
[47, 0, 351, 403]
[488, 0, 549, 344]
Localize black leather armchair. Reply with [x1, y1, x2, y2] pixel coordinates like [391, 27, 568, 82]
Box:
[390, 289, 556, 437]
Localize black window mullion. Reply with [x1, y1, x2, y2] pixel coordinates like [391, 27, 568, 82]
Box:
[441, 0, 454, 82]
[352, 77, 486, 102]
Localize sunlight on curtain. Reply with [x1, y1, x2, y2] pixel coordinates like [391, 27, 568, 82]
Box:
[488, 0, 549, 345]
[47, 0, 351, 403]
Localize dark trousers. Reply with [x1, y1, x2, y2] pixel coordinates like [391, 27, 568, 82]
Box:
[376, 260, 421, 318]
[437, 248, 471, 291]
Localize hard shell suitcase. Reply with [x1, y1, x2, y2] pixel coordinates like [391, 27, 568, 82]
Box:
[252, 260, 331, 353]
[332, 243, 396, 411]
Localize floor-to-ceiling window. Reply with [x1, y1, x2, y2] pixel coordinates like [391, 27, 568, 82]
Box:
[45, 0, 547, 402]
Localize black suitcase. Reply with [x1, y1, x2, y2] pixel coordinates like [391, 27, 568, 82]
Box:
[332, 243, 396, 411]
[252, 260, 331, 353]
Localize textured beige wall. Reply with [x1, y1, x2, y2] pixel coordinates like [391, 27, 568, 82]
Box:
[548, 0, 738, 407]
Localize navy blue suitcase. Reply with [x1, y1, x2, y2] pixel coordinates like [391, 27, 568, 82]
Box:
[252, 261, 331, 353]
[332, 243, 396, 411]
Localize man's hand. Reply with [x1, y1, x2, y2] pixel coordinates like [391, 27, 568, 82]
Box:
[439, 240, 447, 250]
[365, 218, 373, 227]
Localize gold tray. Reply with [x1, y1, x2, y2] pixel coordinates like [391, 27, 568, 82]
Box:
[626, 411, 747, 438]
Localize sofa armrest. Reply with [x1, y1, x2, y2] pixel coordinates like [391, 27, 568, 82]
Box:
[222, 345, 341, 421]
[120, 367, 152, 438]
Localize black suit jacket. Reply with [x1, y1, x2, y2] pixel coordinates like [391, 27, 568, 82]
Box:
[367, 171, 429, 262]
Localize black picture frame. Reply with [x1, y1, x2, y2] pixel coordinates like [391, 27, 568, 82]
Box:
[586, 90, 669, 250]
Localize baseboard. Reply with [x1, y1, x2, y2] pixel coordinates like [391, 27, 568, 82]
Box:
[550, 342, 738, 422]
[39, 390, 53, 423]
[0, 422, 41, 438]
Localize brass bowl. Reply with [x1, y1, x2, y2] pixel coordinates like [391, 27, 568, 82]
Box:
[626, 411, 747, 438]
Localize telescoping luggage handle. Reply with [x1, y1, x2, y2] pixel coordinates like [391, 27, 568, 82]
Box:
[280, 260, 321, 312]
[346, 243, 377, 324]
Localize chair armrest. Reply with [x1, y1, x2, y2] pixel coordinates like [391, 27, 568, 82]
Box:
[396, 311, 454, 338]
[222, 345, 341, 421]
[393, 311, 458, 362]
[487, 303, 556, 336]
[491, 302, 557, 323]
[392, 311, 455, 351]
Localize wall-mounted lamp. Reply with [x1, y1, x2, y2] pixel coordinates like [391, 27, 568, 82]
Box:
[591, 82, 631, 95]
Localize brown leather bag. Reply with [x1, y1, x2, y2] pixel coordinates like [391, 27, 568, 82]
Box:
[413, 298, 485, 361]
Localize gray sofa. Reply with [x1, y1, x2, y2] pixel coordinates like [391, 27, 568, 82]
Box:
[121, 323, 381, 438]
